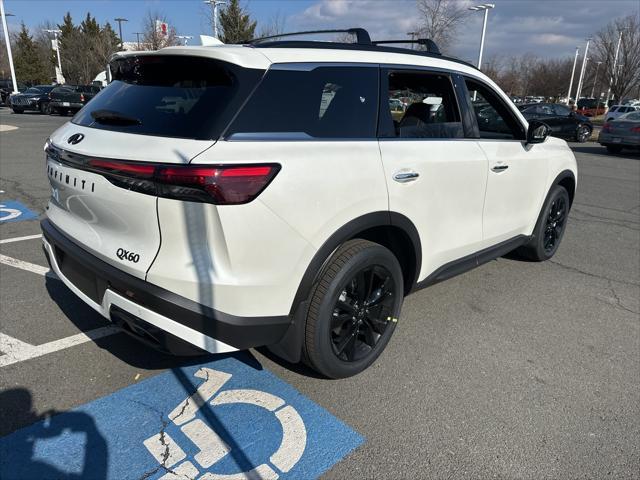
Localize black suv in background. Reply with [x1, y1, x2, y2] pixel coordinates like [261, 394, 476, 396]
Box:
[518, 103, 593, 143]
[9, 85, 55, 114]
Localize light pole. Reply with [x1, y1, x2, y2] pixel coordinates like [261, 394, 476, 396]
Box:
[0, 2, 17, 93]
[44, 29, 64, 84]
[604, 29, 624, 113]
[468, 3, 495, 70]
[203, 0, 227, 39]
[407, 31, 418, 49]
[574, 37, 591, 106]
[133, 32, 143, 50]
[177, 35, 193, 46]
[590, 61, 602, 99]
[114, 17, 128, 49]
[566, 46, 579, 105]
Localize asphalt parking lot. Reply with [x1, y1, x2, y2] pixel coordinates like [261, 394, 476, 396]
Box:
[1, 107, 639, 479]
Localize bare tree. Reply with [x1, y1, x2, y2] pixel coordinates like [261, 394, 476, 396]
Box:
[592, 15, 640, 102]
[141, 10, 180, 51]
[258, 11, 286, 38]
[416, 0, 470, 52]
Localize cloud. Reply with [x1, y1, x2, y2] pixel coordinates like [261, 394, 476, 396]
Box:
[285, 0, 640, 62]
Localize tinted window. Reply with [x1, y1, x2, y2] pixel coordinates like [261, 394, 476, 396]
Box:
[553, 104, 571, 116]
[466, 78, 524, 140]
[73, 56, 263, 140]
[227, 66, 378, 139]
[610, 106, 618, 112]
[620, 111, 640, 121]
[382, 70, 463, 139]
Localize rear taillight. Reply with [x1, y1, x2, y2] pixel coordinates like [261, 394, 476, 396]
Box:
[631, 126, 640, 133]
[602, 123, 612, 133]
[86, 159, 279, 204]
[80, 93, 85, 102]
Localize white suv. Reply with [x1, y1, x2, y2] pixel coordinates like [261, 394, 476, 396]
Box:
[41, 29, 577, 378]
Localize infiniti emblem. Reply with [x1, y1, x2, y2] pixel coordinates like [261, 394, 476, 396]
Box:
[67, 133, 85, 145]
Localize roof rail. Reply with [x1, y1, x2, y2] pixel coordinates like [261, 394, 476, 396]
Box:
[250, 28, 372, 45]
[372, 39, 441, 55]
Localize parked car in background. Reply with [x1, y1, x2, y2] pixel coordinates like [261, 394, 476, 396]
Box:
[0, 79, 28, 106]
[518, 102, 593, 142]
[9, 85, 55, 114]
[598, 111, 640, 153]
[49, 85, 100, 115]
[576, 98, 606, 117]
[605, 104, 640, 122]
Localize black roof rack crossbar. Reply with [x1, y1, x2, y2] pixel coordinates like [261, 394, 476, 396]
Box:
[250, 28, 372, 46]
[372, 39, 441, 55]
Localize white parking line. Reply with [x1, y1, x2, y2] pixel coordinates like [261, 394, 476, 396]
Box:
[0, 233, 43, 244]
[0, 326, 120, 367]
[0, 253, 57, 278]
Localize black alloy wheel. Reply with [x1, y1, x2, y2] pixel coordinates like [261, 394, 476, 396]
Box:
[330, 265, 396, 362]
[304, 239, 404, 378]
[543, 195, 567, 254]
[576, 124, 591, 143]
[517, 185, 570, 261]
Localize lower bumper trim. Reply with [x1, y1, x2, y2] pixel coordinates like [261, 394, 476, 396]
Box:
[41, 219, 291, 352]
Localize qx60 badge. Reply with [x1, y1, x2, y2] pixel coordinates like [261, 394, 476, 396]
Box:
[67, 133, 85, 145]
[117, 248, 140, 263]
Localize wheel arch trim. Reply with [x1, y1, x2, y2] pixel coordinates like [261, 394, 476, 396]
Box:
[288, 211, 421, 315]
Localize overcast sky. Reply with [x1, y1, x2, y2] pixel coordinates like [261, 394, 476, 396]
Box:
[3, 0, 639, 63]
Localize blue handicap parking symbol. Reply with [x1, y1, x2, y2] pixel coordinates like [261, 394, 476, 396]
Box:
[0, 200, 38, 223]
[0, 355, 364, 479]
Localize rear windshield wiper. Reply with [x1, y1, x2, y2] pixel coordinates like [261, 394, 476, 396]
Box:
[90, 109, 142, 126]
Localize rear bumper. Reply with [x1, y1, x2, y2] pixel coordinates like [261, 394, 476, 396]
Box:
[598, 132, 640, 147]
[49, 101, 83, 110]
[41, 219, 291, 354]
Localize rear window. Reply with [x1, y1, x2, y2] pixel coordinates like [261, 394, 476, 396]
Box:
[226, 66, 379, 139]
[73, 55, 264, 140]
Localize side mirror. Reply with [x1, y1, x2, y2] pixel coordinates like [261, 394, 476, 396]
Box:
[526, 120, 550, 144]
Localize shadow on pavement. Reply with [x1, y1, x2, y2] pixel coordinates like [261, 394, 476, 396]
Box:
[44, 275, 264, 373]
[0, 388, 108, 480]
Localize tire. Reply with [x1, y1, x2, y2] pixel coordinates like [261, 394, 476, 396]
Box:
[575, 124, 591, 143]
[304, 239, 404, 378]
[517, 185, 570, 261]
[12, 108, 23, 114]
[606, 145, 623, 154]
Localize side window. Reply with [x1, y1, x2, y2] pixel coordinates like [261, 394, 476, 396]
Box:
[465, 78, 525, 140]
[383, 70, 463, 139]
[610, 106, 618, 112]
[539, 104, 554, 116]
[553, 104, 571, 116]
[227, 66, 378, 139]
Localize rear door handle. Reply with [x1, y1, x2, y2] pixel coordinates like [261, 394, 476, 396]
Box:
[491, 165, 509, 172]
[393, 171, 420, 183]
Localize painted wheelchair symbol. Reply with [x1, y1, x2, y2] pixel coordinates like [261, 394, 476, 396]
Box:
[143, 368, 307, 480]
[0, 204, 22, 222]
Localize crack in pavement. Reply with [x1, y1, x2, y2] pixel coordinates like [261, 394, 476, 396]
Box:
[131, 399, 192, 480]
[548, 259, 640, 288]
[0, 176, 46, 208]
[600, 279, 640, 316]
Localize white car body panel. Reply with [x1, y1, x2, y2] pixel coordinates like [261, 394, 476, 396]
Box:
[42, 42, 578, 355]
[378, 139, 488, 280]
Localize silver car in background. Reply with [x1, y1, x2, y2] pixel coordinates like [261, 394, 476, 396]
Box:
[598, 111, 640, 154]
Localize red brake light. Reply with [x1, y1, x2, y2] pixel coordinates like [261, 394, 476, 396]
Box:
[156, 164, 279, 205]
[602, 123, 612, 132]
[80, 93, 85, 102]
[83, 159, 279, 204]
[631, 126, 640, 133]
